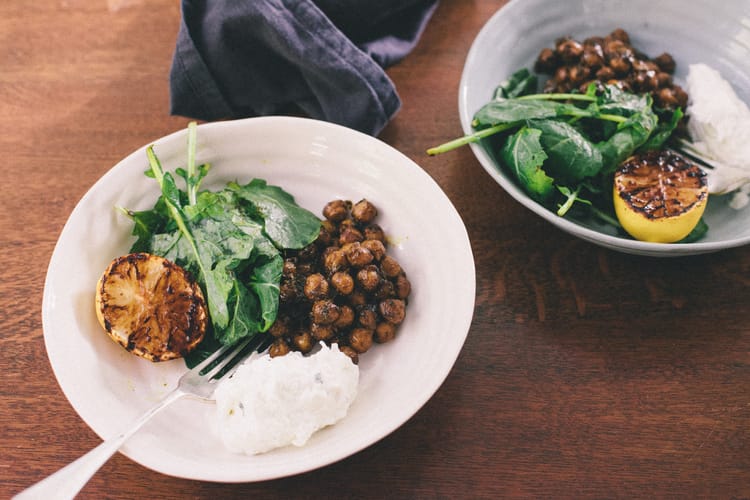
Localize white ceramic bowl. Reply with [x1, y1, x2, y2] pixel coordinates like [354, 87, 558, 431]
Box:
[43, 117, 475, 482]
[460, 0, 750, 256]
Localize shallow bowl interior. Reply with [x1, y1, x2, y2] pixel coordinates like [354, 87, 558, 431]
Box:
[459, 0, 750, 256]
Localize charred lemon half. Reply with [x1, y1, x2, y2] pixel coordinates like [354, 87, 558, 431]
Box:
[613, 150, 708, 243]
[95, 253, 207, 362]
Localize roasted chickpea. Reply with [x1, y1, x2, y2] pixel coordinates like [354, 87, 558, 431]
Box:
[333, 304, 355, 329]
[269, 338, 291, 357]
[534, 47, 559, 73]
[311, 300, 340, 324]
[291, 330, 314, 353]
[363, 224, 385, 242]
[608, 28, 630, 45]
[357, 306, 378, 330]
[304, 273, 329, 300]
[375, 322, 397, 343]
[374, 279, 395, 300]
[361, 239, 386, 261]
[351, 199, 378, 224]
[608, 56, 632, 77]
[394, 274, 411, 299]
[331, 271, 355, 295]
[379, 298, 406, 325]
[380, 255, 402, 278]
[338, 225, 364, 245]
[322, 199, 351, 222]
[652, 52, 676, 73]
[311, 322, 335, 341]
[356, 265, 381, 292]
[343, 241, 374, 268]
[556, 38, 583, 62]
[349, 327, 374, 353]
[322, 248, 348, 274]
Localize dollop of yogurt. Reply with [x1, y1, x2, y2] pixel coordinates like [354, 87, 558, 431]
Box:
[686, 63, 750, 208]
[214, 343, 359, 455]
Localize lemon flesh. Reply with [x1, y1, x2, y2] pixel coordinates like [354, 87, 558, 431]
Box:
[613, 150, 708, 243]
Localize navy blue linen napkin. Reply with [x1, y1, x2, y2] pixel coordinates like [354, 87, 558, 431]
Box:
[169, 0, 439, 136]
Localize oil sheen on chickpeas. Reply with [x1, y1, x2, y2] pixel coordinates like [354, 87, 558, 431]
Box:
[534, 28, 688, 112]
[268, 199, 411, 364]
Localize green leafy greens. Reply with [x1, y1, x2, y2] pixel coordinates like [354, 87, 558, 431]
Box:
[427, 68, 685, 227]
[124, 122, 321, 364]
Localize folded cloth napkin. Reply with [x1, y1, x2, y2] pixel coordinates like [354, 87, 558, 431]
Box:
[169, 0, 439, 136]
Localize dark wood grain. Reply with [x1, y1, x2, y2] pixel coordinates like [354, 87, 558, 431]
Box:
[3, 0, 750, 498]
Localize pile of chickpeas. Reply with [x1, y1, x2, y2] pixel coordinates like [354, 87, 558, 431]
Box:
[534, 28, 688, 111]
[268, 199, 410, 364]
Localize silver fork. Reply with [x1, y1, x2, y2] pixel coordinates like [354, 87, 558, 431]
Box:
[14, 338, 256, 500]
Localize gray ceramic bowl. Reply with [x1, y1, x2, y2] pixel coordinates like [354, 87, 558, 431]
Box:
[459, 0, 750, 256]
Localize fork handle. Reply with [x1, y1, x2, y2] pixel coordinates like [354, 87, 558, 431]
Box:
[14, 390, 184, 500]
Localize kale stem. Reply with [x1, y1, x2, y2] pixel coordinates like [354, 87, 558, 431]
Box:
[597, 113, 628, 123]
[426, 122, 516, 155]
[517, 92, 597, 102]
[187, 121, 198, 205]
[556, 186, 581, 217]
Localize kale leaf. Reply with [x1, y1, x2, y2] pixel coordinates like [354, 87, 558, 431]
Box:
[124, 123, 320, 363]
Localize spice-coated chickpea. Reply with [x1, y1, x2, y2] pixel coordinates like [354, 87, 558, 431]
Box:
[269, 338, 291, 357]
[374, 279, 395, 300]
[534, 47, 558, 73]
[351, 199, 378, 224]
[556, 38, 583, 62]
[361, 239, 386, 261]
[349, 327, 374, 354]
[357, 306, 378, 330]
[333, 304, 355, 329]
[375, 322, 396, 343]
[311, 322, 335, 341]
[356, 265, 381, 292]
[291, 330, 314, 353]
[379, 298, 406, 325]
[323, 248, 348, 274]
[652, 52, 676, 73]
[343, 241, 374, 268]
[311, 300, 340, 324]
[363, 224, 385, 242]
[338, 225, 364, 245]
[380, 255, 402, 278]
[304, 273, 329, 300]
[331, 271, 355, 295]
[322, 199, 351, 222]
[394, 274, 411, 299]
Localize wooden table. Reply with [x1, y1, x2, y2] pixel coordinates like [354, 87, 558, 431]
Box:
[3, 1, 750, 498]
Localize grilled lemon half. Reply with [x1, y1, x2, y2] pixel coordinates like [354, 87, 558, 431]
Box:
[613, 150, 708, 243]
[95, 253, 207, 362]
